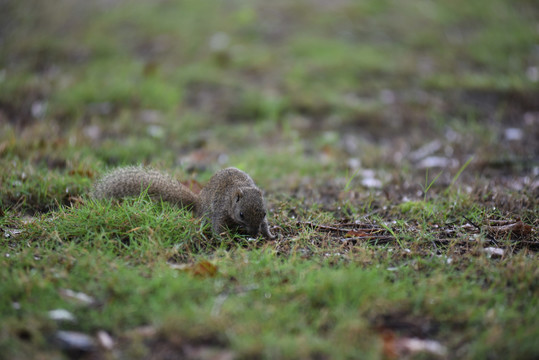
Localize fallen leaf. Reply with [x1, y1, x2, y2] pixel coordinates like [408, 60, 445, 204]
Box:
[169, 260, 218, 278]
[191, 260, 218, 277]
[380, 330, 398, 359]
[345, 230, 369, 238]
[68, 168, 95, 178]
[488, 220, 532, 237]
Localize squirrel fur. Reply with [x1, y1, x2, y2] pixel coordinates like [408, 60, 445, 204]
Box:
[91, 167, 276, 239]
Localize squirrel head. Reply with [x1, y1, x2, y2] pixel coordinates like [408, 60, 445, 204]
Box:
[231, 187, 267, 237]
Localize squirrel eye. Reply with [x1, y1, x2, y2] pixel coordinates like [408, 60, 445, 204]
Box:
[240, 212, 244, 219]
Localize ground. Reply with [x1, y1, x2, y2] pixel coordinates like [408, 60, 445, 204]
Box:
[0, 0, 538, 359]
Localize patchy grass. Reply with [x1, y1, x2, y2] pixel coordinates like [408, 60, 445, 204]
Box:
[1, 0, 538, 359]
[2, 228, 538, 359]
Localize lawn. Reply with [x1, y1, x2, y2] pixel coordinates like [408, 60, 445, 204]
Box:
[1, 0, 537, 359]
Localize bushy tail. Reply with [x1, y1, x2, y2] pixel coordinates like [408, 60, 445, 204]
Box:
[91, 167, 198, 209]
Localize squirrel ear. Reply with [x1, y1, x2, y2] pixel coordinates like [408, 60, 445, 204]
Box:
[235, 189, 243, 202]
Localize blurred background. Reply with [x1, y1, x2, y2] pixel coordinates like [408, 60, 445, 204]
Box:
[1, 0, 537, 207]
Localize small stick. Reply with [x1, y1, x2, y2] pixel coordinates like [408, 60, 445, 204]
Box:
[463, 216, 498, 246]
[341, 236, 394, 243]
[297, 221, 382, 234]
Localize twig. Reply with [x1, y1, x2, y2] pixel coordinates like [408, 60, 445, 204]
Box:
[336, 223, 383, 230]
[358, 208, 382, 220]
[298, 221, 351, 233]
[463, 216, 498, 246]
[297, 221, 383, 234]
[341, 236, 394, 244]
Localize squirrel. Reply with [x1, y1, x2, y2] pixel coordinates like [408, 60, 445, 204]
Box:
[91, 166, 276, 240]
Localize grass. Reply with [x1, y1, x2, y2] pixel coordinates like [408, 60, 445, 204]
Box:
[1, 0, 538, 359]
[2, 231, 537, 359]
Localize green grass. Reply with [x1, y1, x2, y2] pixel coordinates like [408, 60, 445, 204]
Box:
[2, 232, 537, 359]
[1, 0, 538, 359]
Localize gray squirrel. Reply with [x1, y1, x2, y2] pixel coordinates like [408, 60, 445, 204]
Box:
[91, 167, 276, 239]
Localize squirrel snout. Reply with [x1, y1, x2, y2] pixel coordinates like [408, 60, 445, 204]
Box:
[249, 227, 261, 238]
[239, 223, 259, 238]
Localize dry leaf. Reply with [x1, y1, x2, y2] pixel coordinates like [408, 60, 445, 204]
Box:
[68, 168, 95, 178]
[488, 220, 532, 237]
[169, 260, 218, 278]
[380, 330, 398, 359]
[191, 260, 218, 277]
[345, 230, 369, 238]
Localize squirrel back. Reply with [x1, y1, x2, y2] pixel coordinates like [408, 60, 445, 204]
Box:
[91, 166, 275, 239]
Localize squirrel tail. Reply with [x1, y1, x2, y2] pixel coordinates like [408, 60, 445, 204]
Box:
[91, 167, 198, 209]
